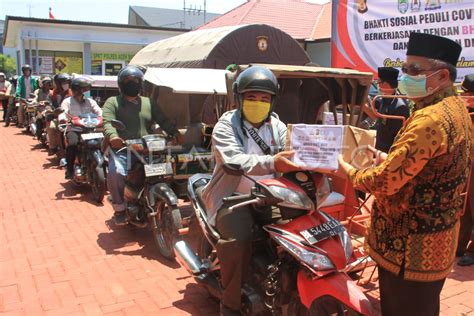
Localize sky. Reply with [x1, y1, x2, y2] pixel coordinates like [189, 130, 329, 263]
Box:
[0, 0, 247, 24]
[0, 0, 330, 24]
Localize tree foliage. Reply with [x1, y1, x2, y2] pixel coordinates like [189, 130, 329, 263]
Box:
[0, 54, 17, 76]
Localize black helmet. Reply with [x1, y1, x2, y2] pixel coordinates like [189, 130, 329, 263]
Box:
[21, 64, 32, 72]
[71, 77, 92, 93]
[234, 66, 278, 96]
[55, 73, 72, 83]
[117, 65, 144, 89]
[233, 66, 279, 112]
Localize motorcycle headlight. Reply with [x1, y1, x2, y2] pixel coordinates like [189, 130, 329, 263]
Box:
[339, 230, 353, 263]
[268, 185, 315, 210]
[83, 118, 99, 128]
[273, 235, 334, 271]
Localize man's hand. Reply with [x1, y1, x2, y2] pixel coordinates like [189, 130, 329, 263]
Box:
[274, 151, 302, 173]
[367, 145, 387, 166]
[338, 154, 355, 176]
[110, 137, 125, 150]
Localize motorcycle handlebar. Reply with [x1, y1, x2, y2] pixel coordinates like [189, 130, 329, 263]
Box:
[222, 193, 253, 203]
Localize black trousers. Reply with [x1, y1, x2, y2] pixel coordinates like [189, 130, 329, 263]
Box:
[66, 131, 80, 173]
[215, 206, 279, 310]
[457, 165, 474, 255]
[378, 267, 446, 316]
[1, 99, 8, 121]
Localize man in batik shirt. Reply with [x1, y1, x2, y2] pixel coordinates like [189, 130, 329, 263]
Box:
[339, 33, 472, 316]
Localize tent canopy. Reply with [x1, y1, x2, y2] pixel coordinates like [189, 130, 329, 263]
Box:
[144, 68, 229, 95]
[73, 74, 118, 88]
[130, 24, 310, 69]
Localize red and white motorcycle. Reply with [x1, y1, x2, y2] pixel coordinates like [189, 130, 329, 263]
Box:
[175, 164, 372, 315]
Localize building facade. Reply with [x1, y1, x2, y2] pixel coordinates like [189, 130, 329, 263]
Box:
[2, 16, 187, 76]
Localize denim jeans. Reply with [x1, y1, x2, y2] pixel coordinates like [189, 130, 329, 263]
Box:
[107, 148, 131, 213]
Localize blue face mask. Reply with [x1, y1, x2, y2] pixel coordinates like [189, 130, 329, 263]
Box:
[398, 71, 439, 98]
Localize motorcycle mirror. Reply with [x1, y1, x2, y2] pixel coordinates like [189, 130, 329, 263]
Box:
[222, 163, 244, 176]
[111, 119, 126, 131]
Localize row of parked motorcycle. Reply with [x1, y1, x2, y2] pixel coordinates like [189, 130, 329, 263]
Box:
[11, 91, 372, 315]
[11, 96, 185, 262]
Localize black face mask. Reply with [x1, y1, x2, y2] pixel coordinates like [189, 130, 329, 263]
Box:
[122, 81, 141, 97]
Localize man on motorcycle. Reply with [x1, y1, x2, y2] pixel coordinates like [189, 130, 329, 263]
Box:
[33, 76, 53, 139]
[4, 76, 17, 127]
[34, 76, 53, 103]
[15, 64, 39, 128]
[51, 73, 72, 108]
[0, 73, 11, 122]
[59, 77, 102, 179]
[48, 73, 73, 155]
[200, 66, 301, 315]
[103, 65, 182, 226]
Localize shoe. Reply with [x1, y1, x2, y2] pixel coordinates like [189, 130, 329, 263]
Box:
[65, 170, 73, 179]
[220, 303, 241, 316]
[458, 253, 474, 266]
[48, 148, 58, 156]
[113, 211, 128, 226]
[4, 122, 9, 127]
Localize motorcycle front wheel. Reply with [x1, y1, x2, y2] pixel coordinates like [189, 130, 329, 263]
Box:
[152, 201, 182, 259]
[91, 165, 106, 203]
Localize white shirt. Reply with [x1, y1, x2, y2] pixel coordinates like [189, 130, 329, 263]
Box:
[24, 77, 32, 96]
[0, 81, 11, 99]
[235, 120, 275, 193]
[58, 96, 102, 121]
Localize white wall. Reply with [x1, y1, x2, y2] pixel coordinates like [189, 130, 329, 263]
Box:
[20, 23, 181, 47]
[10, 21, 184, 75]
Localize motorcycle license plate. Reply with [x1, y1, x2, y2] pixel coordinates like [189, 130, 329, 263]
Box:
[300, 219, 345, 244]
[81, 133, 103, 141]
[144, 162, 173, 177]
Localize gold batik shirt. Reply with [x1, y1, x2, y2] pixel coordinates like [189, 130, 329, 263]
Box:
[349, 87, 472, 281]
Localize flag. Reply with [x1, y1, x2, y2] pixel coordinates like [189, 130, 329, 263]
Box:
[49, 7, 55, 19]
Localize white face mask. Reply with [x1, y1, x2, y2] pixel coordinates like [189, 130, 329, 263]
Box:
[61, 83, 69, 91]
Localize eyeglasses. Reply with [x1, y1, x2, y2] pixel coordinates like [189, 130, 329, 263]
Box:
[401, 63, 436, 76]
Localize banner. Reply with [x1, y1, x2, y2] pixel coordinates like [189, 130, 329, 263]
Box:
[54, 56, 83, 74]
[39, 56, 54, 74]
[332, 1, 474, 81]
[91, 53, 135, 61]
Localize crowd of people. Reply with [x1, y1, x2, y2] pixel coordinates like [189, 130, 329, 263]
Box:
[0, 32, 472, 316]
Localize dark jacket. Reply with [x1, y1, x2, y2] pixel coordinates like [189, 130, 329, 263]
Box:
[375, 96, 410, 153]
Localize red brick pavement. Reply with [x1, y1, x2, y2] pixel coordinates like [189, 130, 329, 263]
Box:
[0, 121, 473, 315]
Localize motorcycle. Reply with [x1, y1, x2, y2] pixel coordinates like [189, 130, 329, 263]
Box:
[110, 119, 183, 259]
[23, 98, 38, 134]
[31, 101, 53, 146]
[175, 164, 372, 315]
[61, 113, 107, 203]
